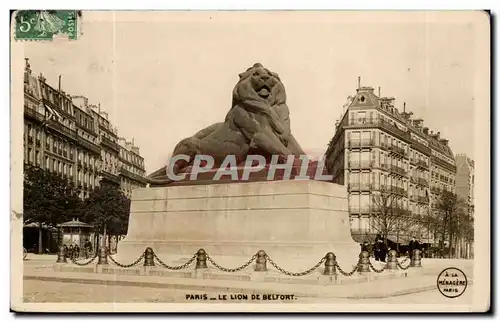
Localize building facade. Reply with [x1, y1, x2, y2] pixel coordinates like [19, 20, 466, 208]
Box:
[23, 58, 147, 200]
[455, 154, 474, 258]
[118, 138, 146, 198]
[325, 84, 456, 246]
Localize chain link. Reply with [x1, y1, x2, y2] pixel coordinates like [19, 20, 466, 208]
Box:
[70, 253, 98, 266]
[153, 253, 197, 270]
[265, 255, 326, 277]
[368, 260, 386, 273]
[335, 262, 359, 276]
[206, 253, 257, 272]
[397, 257, 411, 270]
[107, 253, 145, 268]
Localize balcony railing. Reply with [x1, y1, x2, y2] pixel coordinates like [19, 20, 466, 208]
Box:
[24, 105, 45, 122]
[390, 185, 407, 196]
[348, 139, 374, 148]
[46, 119, 77, 140]
[389, 144, 407, 157]
[349, 206, 371, 214]
[417, 196, 429, 204]
[431, 186, 442, 194]
[348, 182, 373, 191]
[348, 118, 410, 140]
[390, 165, 407, 177]
[348, 160, 373, 169]
[77, 136, 101, 155]
[417, 178, 429, 186]
[101, 136, 120, 152]
[416, 160, 428, 168]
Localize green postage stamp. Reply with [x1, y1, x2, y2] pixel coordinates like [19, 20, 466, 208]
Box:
[14, 10, 79, 41]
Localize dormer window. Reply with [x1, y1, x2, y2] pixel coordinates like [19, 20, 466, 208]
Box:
[359, 96, 366, 103]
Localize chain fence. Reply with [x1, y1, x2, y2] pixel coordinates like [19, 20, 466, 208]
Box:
[153, 253, 197, 270]
[60, 247, 419, 276]
[107, 253, 145, 268]
[265, 255, 326, 277]
[397, 257, 411, 270]
[206, 253, 257, 273]
[69, 253, 98, 266]
[335, 262, 359, 276]
[368, 260, 386, 273]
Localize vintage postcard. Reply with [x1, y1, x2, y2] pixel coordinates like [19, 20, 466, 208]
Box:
[10, 10, 490, 312]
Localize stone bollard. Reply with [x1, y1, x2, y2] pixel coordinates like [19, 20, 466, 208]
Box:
[254, 250, 267, 272]
[411, 249, 422, 268]
[56, 246, 67, 263]
[323, 252, 337, 276]
[97, 246, 109, 265]
[196, 249, 208, 269]
[143, 247, 155, 267]
[357, 251, 370, 273]
[386, 250, 398, 270]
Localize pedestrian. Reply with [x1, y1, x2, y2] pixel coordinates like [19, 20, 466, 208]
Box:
[74, 244, 80, 258]
[374, 238, 387, 262]
[85, 239, 92, 258]
[408, 236, 420, 260]
[68, 244, 74, 259]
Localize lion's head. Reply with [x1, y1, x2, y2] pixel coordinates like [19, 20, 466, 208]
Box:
[232, 63, 286, 107]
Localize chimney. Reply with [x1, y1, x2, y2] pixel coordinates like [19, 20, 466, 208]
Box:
[58, 75, 62, 92]
[412, 119, 423, 128]
[423, 127, 429, 135]
[378, 87, 381, 97]
[357, 76, 361, 89]
[439, 139, 449, 146]
[436, 132, 441, 140]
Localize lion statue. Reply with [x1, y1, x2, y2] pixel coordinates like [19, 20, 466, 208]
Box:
[147, 63, 305, 185]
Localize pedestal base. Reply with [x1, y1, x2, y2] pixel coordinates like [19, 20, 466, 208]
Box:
[116, 180, 360, 270]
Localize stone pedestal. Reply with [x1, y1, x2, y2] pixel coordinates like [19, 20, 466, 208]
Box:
[116, 180, 360, 271]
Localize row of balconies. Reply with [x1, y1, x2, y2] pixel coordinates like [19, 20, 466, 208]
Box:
[347, 183, 408, 196]
[348, 139, 408, 158]
[346, 117, 434, 157]
[409, 176, 429, 187]
[409, 195, 430, 204]
[348, 205, 414, 215]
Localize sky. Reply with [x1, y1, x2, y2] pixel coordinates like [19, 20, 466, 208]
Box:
[22, 11, 484, 174]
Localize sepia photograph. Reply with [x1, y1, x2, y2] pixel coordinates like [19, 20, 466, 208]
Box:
[9, 10, 490, 313]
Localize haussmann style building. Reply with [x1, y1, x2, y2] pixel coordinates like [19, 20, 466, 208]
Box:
[23, 58, 147, 200]
[325, 82, 457, 248]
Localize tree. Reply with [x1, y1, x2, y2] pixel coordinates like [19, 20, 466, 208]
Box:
[433, 190, 467, 258]
[370, 188, 423, 251]
[80, 182, 130, 249]
[23, 164, 82, 253]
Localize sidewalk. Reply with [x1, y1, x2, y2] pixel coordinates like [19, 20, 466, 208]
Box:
[24, 267, 442, 299]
